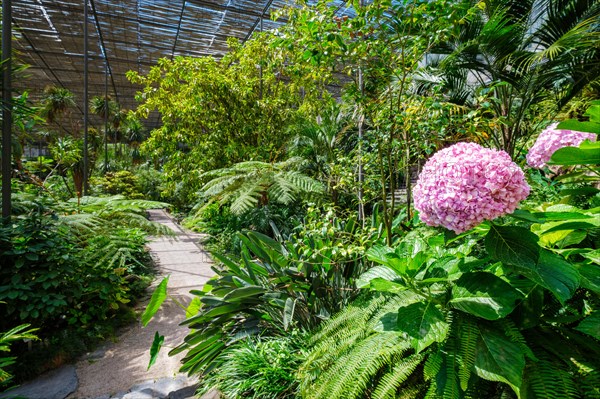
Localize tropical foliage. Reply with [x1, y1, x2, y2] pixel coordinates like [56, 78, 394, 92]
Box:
[3, 0, 600, 395]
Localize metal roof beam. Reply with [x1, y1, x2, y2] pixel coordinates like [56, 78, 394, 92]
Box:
[171, 1, 187, 60]
[12, 19, 85, 118]
[89, 0, 120, 104]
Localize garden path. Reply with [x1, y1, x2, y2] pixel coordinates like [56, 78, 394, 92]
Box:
[67, 209, 217, 399]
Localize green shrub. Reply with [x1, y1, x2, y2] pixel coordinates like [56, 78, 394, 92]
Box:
[0, 214, 81, 330]
[91, 170, 144, 198]
[198, 333, 307, 399]
[0, 212, 140, 333]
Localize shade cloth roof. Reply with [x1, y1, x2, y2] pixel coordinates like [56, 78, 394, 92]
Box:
[12, 0, 353, 129]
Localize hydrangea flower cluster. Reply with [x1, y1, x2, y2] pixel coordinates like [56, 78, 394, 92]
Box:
[413, 142, 530, 234]
[526, 123, 597, 169]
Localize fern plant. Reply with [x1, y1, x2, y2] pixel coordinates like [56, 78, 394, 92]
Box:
[200, 158, 324, 214]
[0, 323, 38, 389]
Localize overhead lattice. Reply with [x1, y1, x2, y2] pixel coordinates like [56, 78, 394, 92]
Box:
[12, 0, 353, 129]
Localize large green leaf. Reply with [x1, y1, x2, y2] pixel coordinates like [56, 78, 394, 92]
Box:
[283, 297, 295, 331]
[357, 265, 400, 288]
[576, 263, 600, 294]
[147, 332, 164, 370]
[223, 286, 266, 301]
[367, 278, 407, 294]
[366, 245, 409, 274]
[141, 276, 169, 327]
[582, 249, 600, 265]
[575, 311, 600, 340]
[450, 272, 521, 320]
[512, 250, 580, 304]
[575, 310, 600, 340]
[474, 324, 525, 396]
[396, 301, 449, 353]
[485, 225, 540, 268]
[548, 141, 600, 166]
[556, 119, 600, 134]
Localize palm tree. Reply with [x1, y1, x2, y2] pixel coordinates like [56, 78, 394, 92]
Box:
[124, 115, 146, 165]
[40, 86, 76, 135]
[200, 159, 324, 215]
[90, 95, 118, 171]
[427, 0, 600, 157]
[288, 105, 352, 205]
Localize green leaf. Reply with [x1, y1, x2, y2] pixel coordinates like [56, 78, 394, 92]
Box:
[185, 297, 202, 319]
[548, 141, 600, 166]
[368, 278, 407, 293]
[485, 225, 540, 268]
[148, 332, 164, 370]
[575, 311, 600, 340]
[357, 266, 400, 288]
[223, 286, 266, 301]
[560, 187, 600, 197]
[582, 249, 600, 265]
[141, 276, 169, 327]
[541, 221, 598, 234]
[450, 272, 522, 320]
[577, 263, 600, 294]
[283, 298, 295, 331]
[512, 250, 580, 304]
[366, 245, 408, 274]
[474, 324, 525, 396]
[556, 119, 600, 134]
[396, 301, 449, 353]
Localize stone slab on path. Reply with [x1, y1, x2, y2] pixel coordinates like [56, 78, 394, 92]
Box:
[0, 365, 78, 399]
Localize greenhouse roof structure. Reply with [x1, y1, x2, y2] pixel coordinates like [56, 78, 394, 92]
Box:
[12, 0, 353, 128]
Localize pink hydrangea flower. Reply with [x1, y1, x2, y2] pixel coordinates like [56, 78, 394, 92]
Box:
[526, 123, 596, 169]
[413, 142, 530, 234]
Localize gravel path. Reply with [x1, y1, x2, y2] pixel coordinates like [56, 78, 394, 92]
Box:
[66, 209, 216, 399]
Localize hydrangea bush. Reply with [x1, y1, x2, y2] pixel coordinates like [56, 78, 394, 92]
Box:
[413, 142, 530, 233]
[526, 122, 597, 169]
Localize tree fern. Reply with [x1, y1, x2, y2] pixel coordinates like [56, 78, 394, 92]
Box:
[199, 160, 323, 214]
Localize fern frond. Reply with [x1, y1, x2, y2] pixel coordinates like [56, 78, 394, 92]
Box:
[308, 333, 411, 399]
[524, 358, 579, 399]
[285, 171, 323, 194]
[300, 293, 423, 399]
[373, 352, 426, 399]
[201, 174, 246, 197]
[571, 358, 600, 399]
[501, 319, 537, 361]
[58, 213, 105, 237]
[424, 350, 443, 382]
[457, 316, 478, 391]
[269, 174, 297, 205]
[229, 183, 262, 214]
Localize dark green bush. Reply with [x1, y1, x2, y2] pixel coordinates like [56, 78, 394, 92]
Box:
[0, 212, 138, 333]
